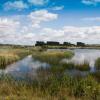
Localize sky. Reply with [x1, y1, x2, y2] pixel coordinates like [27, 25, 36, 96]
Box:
[0, 0, 100, 45]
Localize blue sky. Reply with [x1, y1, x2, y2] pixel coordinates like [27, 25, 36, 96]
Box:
[0, 0, 100, 45]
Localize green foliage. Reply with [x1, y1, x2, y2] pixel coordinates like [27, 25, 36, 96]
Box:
[74, 62, 90, 71]
[0, 48, 30, 69]
[32, 51, 74, 65]
[95, 58, 100, 70]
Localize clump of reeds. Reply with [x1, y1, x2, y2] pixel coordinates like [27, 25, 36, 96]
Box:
[0, 54, 19, 69]
[90, 71, 100, 82]
[0, 74, 99, 100]
[0, 48, 30, 69]
[74, 61, 90, 71]
[95, 58, 100, 70]
[60, 61, 90, 71]
[32, 51, 74, 65]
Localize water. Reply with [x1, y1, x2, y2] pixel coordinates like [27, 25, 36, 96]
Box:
[0, 55, 50, 80]
[0, 49, 100, 79]
[62, 49, 100, 72]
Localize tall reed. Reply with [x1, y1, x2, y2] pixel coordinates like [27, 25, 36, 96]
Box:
[95, 58, 100, 70]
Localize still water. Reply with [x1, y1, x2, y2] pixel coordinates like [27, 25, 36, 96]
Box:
[0, 55, 49, 80]
[63, 49, 100, 72]
[0, 49, 100, 79]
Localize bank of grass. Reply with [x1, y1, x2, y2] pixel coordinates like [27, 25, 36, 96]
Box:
[0, 48, 30, 69]
[90, 71, 100, 82]
[0, 74, 99, 100]
[60, 61, 90, 71]
[32, 51, 91, 71]
[95, 58, 100, 70]
[32, 51, 74, 65]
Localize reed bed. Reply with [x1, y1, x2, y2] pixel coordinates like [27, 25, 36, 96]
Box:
[0, 74, 99, 100]
[33, 51, 91, 71]
[0, 49, 99, 99]
[90, 71, 100, 82]
[95, 58, 100, 70]
[32, 51, 74, 65]
[0, 54, 19, 69]
[60, 61, 90, 71]
[0, 48, 30, 69]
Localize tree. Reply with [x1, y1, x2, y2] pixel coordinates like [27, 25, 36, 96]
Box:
[35, 41, 45, 46]
[77, 42, 85, 46]
[46, 41, 60, 46]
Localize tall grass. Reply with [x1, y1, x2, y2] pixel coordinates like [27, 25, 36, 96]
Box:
[33, 51, 91, 71]
[95, 58, 100, 70]
[0, 48, 30, 69]
[0, 54, 19, 69]
[90, 71, 100, 82]
[32, 51, 74, 65]
[60, 61, 90, 71]
[0, 74, 99, 100]
[0, 49, 99, 99]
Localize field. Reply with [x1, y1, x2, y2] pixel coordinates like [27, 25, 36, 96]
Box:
[0, 46, 100, 100]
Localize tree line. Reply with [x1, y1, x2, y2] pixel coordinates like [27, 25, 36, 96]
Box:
[35, 41, 85, 47]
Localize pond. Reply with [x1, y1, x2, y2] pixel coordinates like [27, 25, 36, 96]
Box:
[0, 49, 100, 79]
[62, 49, 100, 72]
[0, 55, 50, 80]
[48, 48, 100, 72]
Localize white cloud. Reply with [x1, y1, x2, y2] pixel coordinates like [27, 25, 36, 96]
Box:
[28, 10, 58, 28]
[28, 0, 49, 6]
[40, 26, 100, 43]
[0, 9, 100, 45]
[82, 0, 100, 5]
[4, 1, 28, 10]
[0, 10, 58, 45]
[52, 6, 64, 11]
[0, 18, 20, 34]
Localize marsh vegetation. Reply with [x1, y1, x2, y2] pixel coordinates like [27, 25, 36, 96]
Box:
[0, 46, 100, 100]
[0, 47, 31, 69]
[95, 58, 100, 70]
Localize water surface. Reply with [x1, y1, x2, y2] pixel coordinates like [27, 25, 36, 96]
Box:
[0, 49, 100, 79]
[0, 55, 49, 80]
[62, 49, 100, 72]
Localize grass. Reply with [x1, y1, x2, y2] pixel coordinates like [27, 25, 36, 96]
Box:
[95, 58, 100, 70]
[0, 74, 99, 100]
[33, 51, 90, 71]
[0, 48, 31, 69]
[32, 51, 74, 65]
[0, 47, 99, 99]
[74, 62, 90, 71]
[60, 61, 90, 71]
[90, 71, 100, 82]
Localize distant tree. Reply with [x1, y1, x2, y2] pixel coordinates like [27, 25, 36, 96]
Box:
[35, 41, 45, 46]
[63, 42, 71, 46]
[46, 41, 60, 46]
[77, 42, 85, 46]
[63, 42, 75, 46]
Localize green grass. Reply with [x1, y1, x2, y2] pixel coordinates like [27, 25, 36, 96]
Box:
[74, 62, 90, 71]
[0, 48, 99, 99]
[0, 74, 99, 100]
[95, 58, 100, 70]
[33, 51, 90, 71]
[90, 71, 100, 82]
[32, 51, 74, 65]
[0, 48, 31, 69]
[37, 61, 90, 74]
